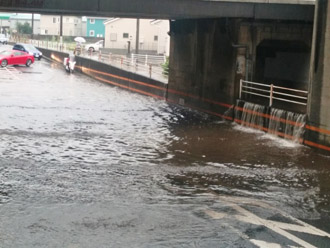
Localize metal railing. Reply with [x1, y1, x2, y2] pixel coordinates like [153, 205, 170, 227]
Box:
[131, 53, 166, 66]
[29, 39, 70, 52]
[25, 39, 167, 82]
[239, 79, 308, 106]
[99, 52, 165, 80]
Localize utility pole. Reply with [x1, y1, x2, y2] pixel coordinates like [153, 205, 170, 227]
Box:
[127, 41, 131, 55]
[59, 15, 63, 49]
[31, 13, 34, 39]
[135, 18, 140, 54]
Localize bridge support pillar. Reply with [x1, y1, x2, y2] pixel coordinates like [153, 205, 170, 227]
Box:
[307, 0, 330, 151]
[167, 19, 237, 116]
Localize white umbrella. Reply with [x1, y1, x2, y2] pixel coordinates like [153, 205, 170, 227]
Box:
[74, 37, 86, 43]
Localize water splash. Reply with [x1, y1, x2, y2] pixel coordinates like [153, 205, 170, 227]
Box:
[236, 101, 306, 143]
[268, 109, 306, 143]
[239, 102, 266, 131]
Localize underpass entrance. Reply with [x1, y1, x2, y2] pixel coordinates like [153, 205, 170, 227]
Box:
[248, 40, 311, 113]
[235, 39, 311, 142]
[255, 39, 310, 92]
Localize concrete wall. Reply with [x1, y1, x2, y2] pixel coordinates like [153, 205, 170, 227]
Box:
[75, 57, 167, 99]
[237, 22, 313, 88]
[232, 21, 313, 113]
[167, 19, 237, 116]
[306, 0, 330, 152]
[37, 47, 69, 64]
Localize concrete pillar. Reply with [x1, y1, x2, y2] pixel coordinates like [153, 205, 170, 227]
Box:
[167, 19, 236, 115]
[307, 0, 330, 150]
[31, 13, 34, 39]
[135, 19, 140, 54]
[60, 15, 63, 45]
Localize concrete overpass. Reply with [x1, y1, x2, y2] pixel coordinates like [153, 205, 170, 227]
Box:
[0, 0, 315, 21]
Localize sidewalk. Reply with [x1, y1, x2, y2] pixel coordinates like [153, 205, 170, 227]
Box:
[27, 39, 168, 84]
[83, 52, 168, 84]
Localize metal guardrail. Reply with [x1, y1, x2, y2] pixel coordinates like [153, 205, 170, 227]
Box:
[24, 39, 167, 81]
[99, 53, 165, 79]
[239, 79, 308, 106]
[29, 39, 69, 52]
[131, 53, 166, 66]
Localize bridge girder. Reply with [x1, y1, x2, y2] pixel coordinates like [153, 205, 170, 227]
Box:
[0, 0, 314, 21]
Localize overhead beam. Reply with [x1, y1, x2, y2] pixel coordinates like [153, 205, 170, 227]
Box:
[0, 0, 314, 21]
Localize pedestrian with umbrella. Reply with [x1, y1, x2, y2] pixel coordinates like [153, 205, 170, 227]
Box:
[74, 37, 86, 55]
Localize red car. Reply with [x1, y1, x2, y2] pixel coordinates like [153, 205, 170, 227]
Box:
[0, 50, 35, 67]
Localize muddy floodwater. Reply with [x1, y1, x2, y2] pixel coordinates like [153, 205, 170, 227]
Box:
[1, 55, 330, 247]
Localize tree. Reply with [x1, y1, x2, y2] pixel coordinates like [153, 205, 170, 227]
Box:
[162, 56, 169, 76]
[16, 22, 33, 34]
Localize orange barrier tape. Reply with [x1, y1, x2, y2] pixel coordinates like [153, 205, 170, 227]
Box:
[167, 88, 232, 108]
[304, 140, 330, 152]
[78, 66, 232, 109]
[81, 66, 165, 91]
[95, 73, 234, 121]
[184, 103, 234, 121]
[95, 76, 165, 100]
[305, 125, 330, 136]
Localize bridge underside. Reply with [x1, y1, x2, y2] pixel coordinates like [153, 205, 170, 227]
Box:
[166, 0, 330, 152]
[0, 0, 314, 21]
[167, 18, 313, 112]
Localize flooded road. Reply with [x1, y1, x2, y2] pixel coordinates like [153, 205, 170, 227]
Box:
[1, 47, 330, 247]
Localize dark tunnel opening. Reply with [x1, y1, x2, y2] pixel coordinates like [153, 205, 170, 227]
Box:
[255, 39, 311, 91]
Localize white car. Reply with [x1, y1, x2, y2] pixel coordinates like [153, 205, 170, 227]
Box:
[85, 40, 104, 52]
[0, 34, 8, 45]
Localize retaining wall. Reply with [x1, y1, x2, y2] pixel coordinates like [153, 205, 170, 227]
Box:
[74, 56, 167, 100]
[38, 47, 69, 65]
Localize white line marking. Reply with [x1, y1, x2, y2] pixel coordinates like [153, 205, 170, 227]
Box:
[0, 67, 20, 80]
[231, 203, 317, 248]
[204, 194, 330, 248]
[217, 195, 330, 239]
[204, 209, 250, 240]
[5, 67, 19, 79]
[204, 209, 226, 219]
[250, 239, 282, 248]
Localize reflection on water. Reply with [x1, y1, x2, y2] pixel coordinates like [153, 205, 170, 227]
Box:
[0, 60, 330, 247]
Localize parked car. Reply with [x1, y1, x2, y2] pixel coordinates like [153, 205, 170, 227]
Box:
[0, 50, 35, 67]
[0, 34, 8, 44]
[13, 43, 42, 60]
[85, 40, 104, 52]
